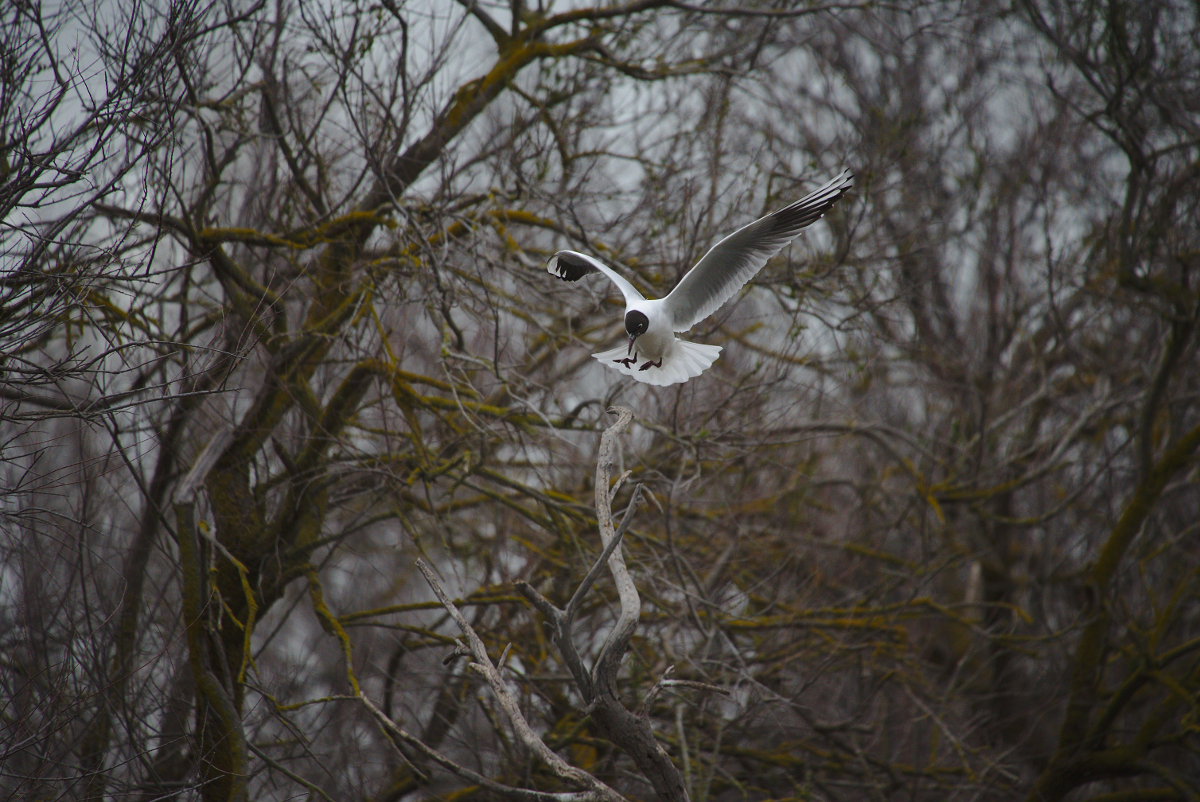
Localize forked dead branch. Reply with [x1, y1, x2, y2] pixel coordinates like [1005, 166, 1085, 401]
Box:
[419, 406, 690, 802]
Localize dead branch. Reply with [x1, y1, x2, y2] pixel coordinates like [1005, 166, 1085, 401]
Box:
[519, 406, 690, 802]
[415, 559, 627, 802]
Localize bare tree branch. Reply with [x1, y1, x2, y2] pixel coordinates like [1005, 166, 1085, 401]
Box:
[416, 558, 628, 802]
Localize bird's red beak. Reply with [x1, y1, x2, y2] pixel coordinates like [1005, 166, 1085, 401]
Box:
[627, 333, 637, 355]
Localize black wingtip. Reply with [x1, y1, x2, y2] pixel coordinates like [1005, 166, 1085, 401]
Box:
[547, 251, 596, 282]
[772, 171, 854, 232]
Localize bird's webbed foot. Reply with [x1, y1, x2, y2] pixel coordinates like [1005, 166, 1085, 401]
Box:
[638, 358, 663, 371]
[614, 354, 638, 368]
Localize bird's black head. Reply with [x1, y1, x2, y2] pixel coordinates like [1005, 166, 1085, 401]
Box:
[625, 310, 649, 339]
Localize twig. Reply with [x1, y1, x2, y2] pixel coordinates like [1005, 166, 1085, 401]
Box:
[638, 667, 732, 718]
[639, 666, 676, 717]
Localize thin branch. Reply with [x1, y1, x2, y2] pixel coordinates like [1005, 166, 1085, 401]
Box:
[566, 482, 643, 621]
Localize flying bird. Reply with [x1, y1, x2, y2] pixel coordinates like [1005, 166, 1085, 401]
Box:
[547, 169, 853, 386]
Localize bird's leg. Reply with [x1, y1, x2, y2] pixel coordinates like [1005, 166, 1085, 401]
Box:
[638, 358, 662, 371]
[614, 353, 638, 368]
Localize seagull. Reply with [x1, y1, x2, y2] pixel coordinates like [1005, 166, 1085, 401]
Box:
[547, 169, 853, 386]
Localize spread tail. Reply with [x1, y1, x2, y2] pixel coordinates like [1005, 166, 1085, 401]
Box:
[593, 339, 722, 386]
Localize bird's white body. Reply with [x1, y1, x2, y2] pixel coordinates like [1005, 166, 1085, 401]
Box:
[618, 300, 674, 363]
[592, 300, 723, 386]
[547, 169, 853, 386]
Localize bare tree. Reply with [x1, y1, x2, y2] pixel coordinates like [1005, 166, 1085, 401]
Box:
[3, 0, 1199, 801]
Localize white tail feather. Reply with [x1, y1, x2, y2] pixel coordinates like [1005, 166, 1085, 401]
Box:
[592, 339, 722, 386]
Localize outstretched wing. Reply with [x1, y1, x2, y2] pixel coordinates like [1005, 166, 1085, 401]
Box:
[662, 169, 853, 332]
[547, 250, 646, 306]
